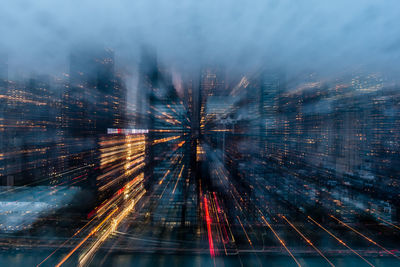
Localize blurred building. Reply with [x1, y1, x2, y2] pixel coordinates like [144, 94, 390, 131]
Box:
[0, 76, 61, 186]
[64, 47, 126, 137]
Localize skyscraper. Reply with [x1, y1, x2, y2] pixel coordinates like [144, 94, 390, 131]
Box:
[65, 47, 124, 137]
[135, 46, 158, 128]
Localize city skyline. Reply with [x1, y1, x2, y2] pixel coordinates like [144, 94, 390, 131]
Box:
[1, 1, 400, 266]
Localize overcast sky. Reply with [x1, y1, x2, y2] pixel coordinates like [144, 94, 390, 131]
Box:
[1, 0, 400, 78]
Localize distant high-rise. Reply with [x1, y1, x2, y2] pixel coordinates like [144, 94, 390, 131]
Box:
[260, 71, 283, 124]
[260, 71, 284, 160]
[200, 67, 226, 98]
[0, 75, 60, 186]
[64, 47, 125, 136]
[136, 47, 158, 128]
[199, 67, 227, 136]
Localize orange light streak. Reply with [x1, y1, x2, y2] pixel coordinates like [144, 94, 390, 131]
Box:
[259, 214, 302, 267]
[55, 208, 119, 267]
[308, 216, 375, 267]
[37, 215, 99, 267]
[152, 135, 181, 144]
[237, 216, 253, 246]
[172, 165, 184, 194]
[281, 215, 335, 267]
[159, 170, 171, 185]
[330, 215, 400, 261]
[377, 217, 400, 231]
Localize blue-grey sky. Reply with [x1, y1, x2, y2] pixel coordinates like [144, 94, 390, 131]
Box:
[1, 0, 400, 76]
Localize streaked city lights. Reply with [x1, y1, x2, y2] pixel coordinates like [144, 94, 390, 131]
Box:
[1, 0, 400, 266]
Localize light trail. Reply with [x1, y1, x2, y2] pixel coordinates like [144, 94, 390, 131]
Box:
[158, 143, 184, 186]
[91, 173, 144, 219]
[159, 170, 171, 185]
[36, 215, 99, 267]
[376, 216, 400, 232]
[223, 212, 236, 243]
[236, 216, 253, 246]
[209, 129, 233, 132]
[158, 156, 183, 200]
[78, 189, 146, 266]
[259, 211, 302, 267]
[281, 215, 335, 267]
[176, 140, 186, 148]
[329, 214, 400, 261]
[213, 193, 230, 245]
[172, 164, 185, 194]
[152, 135, 182, 144]
[307, 216, 375, 267]
[211, 194, 228, 255]
[55, 208, 119, 267]
[204, 196, 215, 257]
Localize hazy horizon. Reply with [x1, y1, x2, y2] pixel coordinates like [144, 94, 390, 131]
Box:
[1, 0, 399, 80]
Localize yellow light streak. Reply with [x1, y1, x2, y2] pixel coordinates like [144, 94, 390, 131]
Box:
[236, 216, 253, 246]
[152, 135, 181, 144]
[281, 215, 335, 267]
[377, 216, 400, 231]
[308, 216, 375, 267]
[330, 214, 400, 261]
[55, 208, 119, 267]
[172, 165, 185, 194]
[259, 211, 302, 267]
